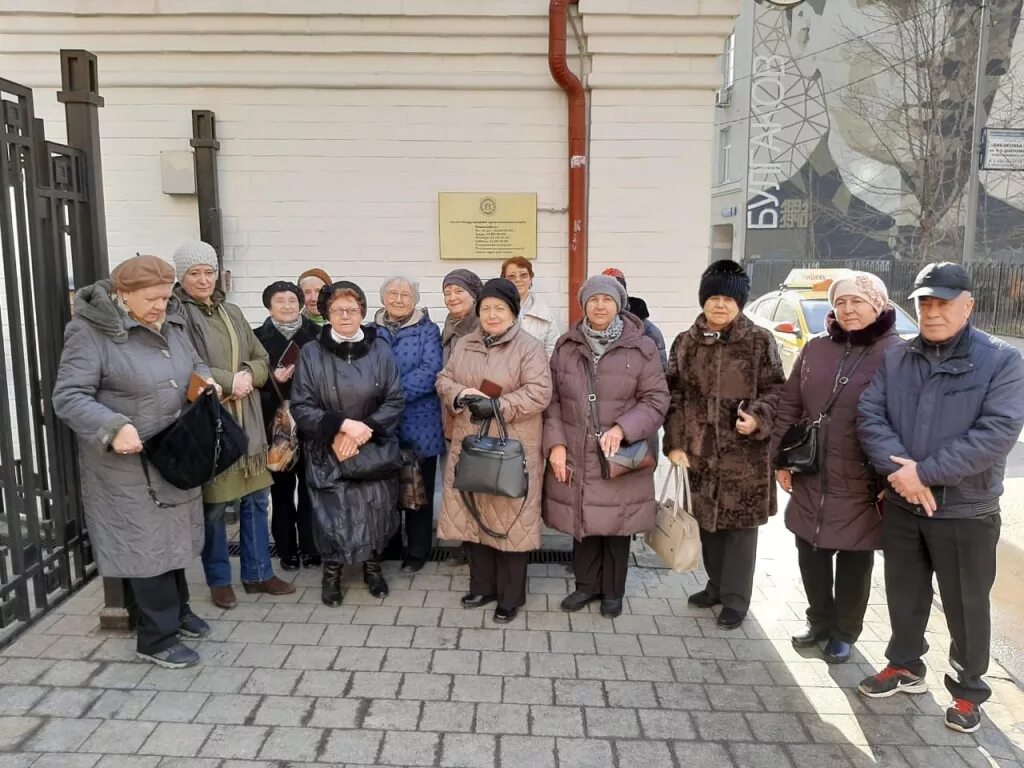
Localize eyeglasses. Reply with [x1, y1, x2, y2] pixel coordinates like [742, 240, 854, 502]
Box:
[329, 307, 361, 317]
[385, 290, 414, 301]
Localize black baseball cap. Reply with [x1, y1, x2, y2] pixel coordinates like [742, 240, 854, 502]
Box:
[908, 262, 972, 301]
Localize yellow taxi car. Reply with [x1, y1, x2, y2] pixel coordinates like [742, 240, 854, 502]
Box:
[745, 268, 918, 375]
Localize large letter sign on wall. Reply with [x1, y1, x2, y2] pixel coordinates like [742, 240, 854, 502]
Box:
[747, 55, 787, 230]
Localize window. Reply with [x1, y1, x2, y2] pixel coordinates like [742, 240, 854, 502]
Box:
[722, 32, 736, 88]
[718, 127, 732, 184]
[772, 300, 801, 329]
[750, 297, 779, 322]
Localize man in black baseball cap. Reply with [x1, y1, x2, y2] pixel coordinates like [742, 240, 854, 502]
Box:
[856, 261, 1024, 733]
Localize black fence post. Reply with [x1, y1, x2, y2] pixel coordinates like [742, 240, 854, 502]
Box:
[56, 49, 108, 286]
[190, 110, 224, 280]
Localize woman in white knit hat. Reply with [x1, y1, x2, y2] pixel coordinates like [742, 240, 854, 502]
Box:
[771, 271, 903, 664]
[172, 240, 295, 609]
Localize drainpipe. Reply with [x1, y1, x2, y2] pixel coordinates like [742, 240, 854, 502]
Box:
[548, 0, 587, 325]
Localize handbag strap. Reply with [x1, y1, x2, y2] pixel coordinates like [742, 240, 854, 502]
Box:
[476, 401, 510, 443]
[459, 482, 529, 541]
[812, 345, 873, 426]
[582, 361, 602, 440]
[138, 454, 182, 509]
[657, 465, 693, 521]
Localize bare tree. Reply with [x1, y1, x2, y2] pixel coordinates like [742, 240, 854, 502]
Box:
[835, 0, 1023, 261]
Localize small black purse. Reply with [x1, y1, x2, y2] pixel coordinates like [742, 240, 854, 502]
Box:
[774, 346, 872, 475]
[141, 389, 248, 502]
[453, 405, 528, 540]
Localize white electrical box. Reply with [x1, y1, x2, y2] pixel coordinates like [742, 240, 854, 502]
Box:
[160, 150, 196, 195]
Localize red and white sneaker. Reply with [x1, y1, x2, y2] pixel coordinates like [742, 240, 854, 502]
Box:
[945, 698, 982, 733]
[857, 666, 928, 698]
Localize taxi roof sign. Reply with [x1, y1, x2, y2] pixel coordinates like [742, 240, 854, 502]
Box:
[782, 268, 856, 290]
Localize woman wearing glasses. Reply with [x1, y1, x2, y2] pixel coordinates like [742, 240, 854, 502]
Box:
[372, 275, 445, 574]
[290, 281, 405, 606]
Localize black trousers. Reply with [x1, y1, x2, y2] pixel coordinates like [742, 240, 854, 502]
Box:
[270, 459, 316, 560]
[573, 535, 630, 599]
[699, 527, 759, 614]
[384, 456, 437, 561]
[795, 535, 874, 643]
[127, 569, 190, 655]
[882, 502, 1001, 705]
[466, 542, 529, 611]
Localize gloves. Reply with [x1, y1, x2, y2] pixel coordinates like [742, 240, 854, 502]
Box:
[467, 397, 497, 421]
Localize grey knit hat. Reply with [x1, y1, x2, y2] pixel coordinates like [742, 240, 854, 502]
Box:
[578, 274, 628, 313]
[443, 269, 484, 302]
[380, 275, 421, 305]
[172, 240, 219, 282]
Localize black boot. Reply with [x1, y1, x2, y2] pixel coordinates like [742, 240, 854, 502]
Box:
[363, 559, 389, 598]
[321, 563, 343, 607]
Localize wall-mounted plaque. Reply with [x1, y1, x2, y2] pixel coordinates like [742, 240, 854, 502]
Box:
[438, 192, 537, 261]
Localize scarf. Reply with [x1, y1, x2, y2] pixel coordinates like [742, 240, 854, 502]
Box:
[582, 314, 624, 363]
[442, 313, 480, 362]
[302, 306, 326, 326]
[330, 327, 365, 344]
[271, 316, 302, 340]
[174, 287, 268, 477]
[375, 307, 422, 336]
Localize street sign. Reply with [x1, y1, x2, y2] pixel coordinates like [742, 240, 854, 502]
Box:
[981, 128, 1024, 171]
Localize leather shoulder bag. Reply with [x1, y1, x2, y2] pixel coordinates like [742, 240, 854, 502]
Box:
[774, 345, 872, 475]
[453, 404, 529, 540]
[583, 361, 655, 480]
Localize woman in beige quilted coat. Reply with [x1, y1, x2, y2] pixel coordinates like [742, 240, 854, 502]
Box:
[436, 278, 552, 624]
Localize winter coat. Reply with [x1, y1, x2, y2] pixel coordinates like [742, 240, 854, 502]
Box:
[858, 323, 1024, 519]
[174, 286, 272, 504]
[254, 316, 321, 428]
[663, 312, 785, 532]
[542, 314, 670, 540]
[52, 282, 209, 579]
[520, 292, 561, 358]
[771, 308, 901, 550]
[441, 313, 481, 440]
[436, 324, 552, 551]
[372, 309, 445, 460]
[290, 325, 405, 563]
[627, 296, 668, 371]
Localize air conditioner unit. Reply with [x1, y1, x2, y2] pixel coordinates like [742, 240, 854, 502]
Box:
[715, 87, 732, 108]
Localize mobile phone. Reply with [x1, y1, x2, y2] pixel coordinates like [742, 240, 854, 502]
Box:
[564, 466, 573, 485]
[731, 399, 748, 422]
[480, 378, 504, 398]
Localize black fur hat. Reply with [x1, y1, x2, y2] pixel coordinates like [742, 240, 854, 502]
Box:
[698, 260, 750, 309]
[261, 280, 302, 310]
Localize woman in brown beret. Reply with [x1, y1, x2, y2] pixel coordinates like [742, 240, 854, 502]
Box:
[53, 255, 218, 669]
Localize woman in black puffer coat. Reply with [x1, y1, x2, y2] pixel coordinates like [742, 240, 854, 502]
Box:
[290, 281, 405, 606]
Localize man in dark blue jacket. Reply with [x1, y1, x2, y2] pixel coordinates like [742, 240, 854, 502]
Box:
[857, 262, 1024, 734]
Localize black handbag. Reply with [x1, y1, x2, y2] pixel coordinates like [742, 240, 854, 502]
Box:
[583, 360, 655, 480]
[453, 404, 528, 540]
[140, 389, 248, 502]
[304, 436, 401, 490]
[774, 346, 872, 475]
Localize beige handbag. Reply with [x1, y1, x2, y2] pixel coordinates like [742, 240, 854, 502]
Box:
[645, 465, 701, 573]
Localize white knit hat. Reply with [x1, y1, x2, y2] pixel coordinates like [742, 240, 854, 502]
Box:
[828, 271, 889, 315]
[172, 240, 219, 282]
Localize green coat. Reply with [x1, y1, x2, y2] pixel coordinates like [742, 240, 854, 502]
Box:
[174, 286, 272, 503]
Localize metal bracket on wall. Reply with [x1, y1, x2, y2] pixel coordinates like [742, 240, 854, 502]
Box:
[190, 109, 225, 282]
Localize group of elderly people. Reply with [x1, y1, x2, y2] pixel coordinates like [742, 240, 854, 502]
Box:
[53, 245, 1024, 735]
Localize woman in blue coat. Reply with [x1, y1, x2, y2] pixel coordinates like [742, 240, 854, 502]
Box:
[373, 275, 445, 573]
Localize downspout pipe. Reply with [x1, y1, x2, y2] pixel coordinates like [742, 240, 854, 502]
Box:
[548, 0, 587, 326]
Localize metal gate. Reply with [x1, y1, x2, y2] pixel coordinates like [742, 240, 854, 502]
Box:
[0, 53, 107, 646]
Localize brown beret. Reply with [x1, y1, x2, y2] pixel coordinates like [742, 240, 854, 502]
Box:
[111, 255, 176, 293]
[297, 267, 332, 286]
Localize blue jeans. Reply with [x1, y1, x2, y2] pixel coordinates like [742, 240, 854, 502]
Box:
[202, 489, 273, 586]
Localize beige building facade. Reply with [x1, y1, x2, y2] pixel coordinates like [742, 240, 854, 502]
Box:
[1, 0, 738, 340]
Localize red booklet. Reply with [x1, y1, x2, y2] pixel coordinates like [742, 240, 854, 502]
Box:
[278, 341, 300, 368]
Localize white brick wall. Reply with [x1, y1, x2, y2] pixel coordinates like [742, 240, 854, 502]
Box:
[1, 0, 738, 340]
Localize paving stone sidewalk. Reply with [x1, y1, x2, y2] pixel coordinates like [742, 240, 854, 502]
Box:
[1, 515, 1023, 768]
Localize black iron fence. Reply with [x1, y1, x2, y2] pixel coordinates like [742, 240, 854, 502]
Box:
[748, 260, 1024, 338]
[0, 55, 106, 647]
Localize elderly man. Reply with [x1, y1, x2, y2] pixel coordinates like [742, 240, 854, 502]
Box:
[857, 262, 1024, 734]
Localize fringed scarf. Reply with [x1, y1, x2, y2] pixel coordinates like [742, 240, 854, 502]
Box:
[582, 314, 624, 363]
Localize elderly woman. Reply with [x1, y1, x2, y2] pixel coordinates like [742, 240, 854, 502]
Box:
[664, 260, 785, 630]
[372, 275, 445, 574]
[172, 241, 295, 609]
[298, 267, 332, 326]
[53, 256, 213, 669]
[544, 276, 670, 618]
[437, 278, 552, 623]
[255, 281, 322, 572]
[501, 257, 560, 357]
[772, 273, 901, 663]
[291, 281, 405, 605]
[440, 269, 483, 565]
